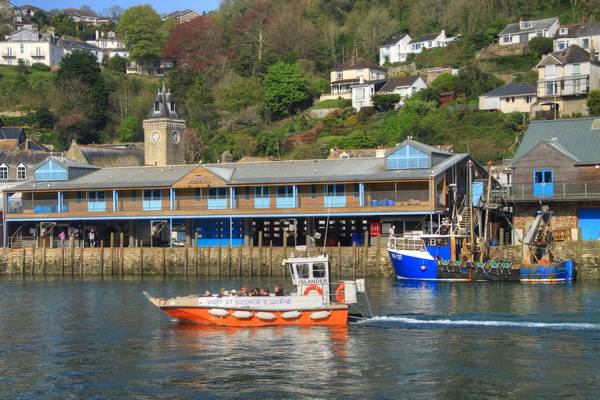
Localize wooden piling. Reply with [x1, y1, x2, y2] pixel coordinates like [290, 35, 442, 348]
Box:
[258, 231, 263, 276]
[363, 231, 369, 276]
[376, 235, 381, 271]
[249, 240, 253, 277]
[207, 245, 211, 276]
[184, 237, 189, 279]
[269, 240, 273, 277]
[194, 233, 199, 277]
[238, 246, 242, 276]
[162, 247, 167, 277]
[217, 242, 222, 277]
[31, 245, 36, 276]
[60, 242, 65, 276]
[100, 240, 104, 277]
[228, 243, 232, 277]
[139, 240, 144, 277]
[352, 242, 357, 278]
[110, 232, 115, 276]
[120, 232, 124, 276]
[80, 245, 84, 275]
[21, 247, 25, 276]
[42, 241, 46, 276]
[338, 242, 342, 278]
[70, 236, 75, 276]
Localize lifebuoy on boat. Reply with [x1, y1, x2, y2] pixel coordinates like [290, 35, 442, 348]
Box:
[303, 284, 323, 296]
[335, 282, 345, 303]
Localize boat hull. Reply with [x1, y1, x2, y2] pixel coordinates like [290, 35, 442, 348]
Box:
[388, 248, 463, 281]
[160, 307, 349, 327]
[519, 260, 576, 283]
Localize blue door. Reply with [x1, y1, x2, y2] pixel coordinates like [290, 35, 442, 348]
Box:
[578, 209, 600, 240]
[533, 170, 554, 198]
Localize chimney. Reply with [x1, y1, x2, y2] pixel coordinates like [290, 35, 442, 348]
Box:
[95, 30, 99, 40]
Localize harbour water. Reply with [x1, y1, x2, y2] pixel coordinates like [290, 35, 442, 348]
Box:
[1, 276, 600, 399]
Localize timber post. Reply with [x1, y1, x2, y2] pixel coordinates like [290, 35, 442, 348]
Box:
[42, 241, 46, 276]
[120, 232, 124, 276]
[258, 231, 263, 276]
[338, 241, 342, 277]
[80, 245, 84, 275]
[238, 246, 242, 276]
[140, 240, 144, 277]
[184, 237, 189, 279]
[60, 241, 65, 276]
[110, 232, 115, 276]
[228, 242, 232, 277]
[21, 246, 25, 276]
[162, 247, 166, 277]
[100, 240, 104, 277]
[218, 242, 222, 277]
[70, 235, 75, 275]
[207, 245, 211, 276]
[194, 233, 199, 277]
[31, 244, 36, 276]
[269, 240, 273, 277]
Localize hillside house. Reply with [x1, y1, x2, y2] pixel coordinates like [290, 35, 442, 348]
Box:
[407, 30, 456, 55]
[63, 10, 110, 26]
[507, 117, 600, 240]
[479, 82, 537, 113]
[162, 9, 202, 24]
[0, 25, 63, 66]
[499, 17, 559, 45]
[351, 76, 427, 111]
[379, 34, 411, 64]
[534, 45, 600, 118]
[320, 57, 387, 102]
[58, 38, 103, 63]
[86, 31, 129, 59]
[554, 22, 600, 58]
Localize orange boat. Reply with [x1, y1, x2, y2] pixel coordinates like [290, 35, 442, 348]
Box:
[144, 254, 368, 327]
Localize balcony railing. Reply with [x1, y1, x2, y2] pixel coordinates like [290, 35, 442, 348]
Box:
[30, 52, 45, 58]
[538, 76, 589, 97]
[7, 190, 432, 215]
[491, 182, 600, 201]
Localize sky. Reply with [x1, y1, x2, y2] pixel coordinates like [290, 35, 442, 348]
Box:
[12, 0, 221, 15]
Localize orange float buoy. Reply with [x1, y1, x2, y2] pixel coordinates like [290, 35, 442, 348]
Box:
[303, 284, 323, 296]
[335, 282, 345, 303]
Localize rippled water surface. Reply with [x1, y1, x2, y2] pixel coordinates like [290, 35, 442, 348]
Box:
[2, 276, 600, 399]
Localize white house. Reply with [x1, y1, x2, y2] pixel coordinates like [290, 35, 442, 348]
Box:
[162, 9, 202, 24]
[379, 34, 411, 64]
[86, 31, 129, 59]
[352, 76, 427, 111]
[58, 38, 103, 63]
[379, 30, 457, 65]
[0, 25, 63, 66]
[498, 17, 560, 46]
[479, 82, 537, 113]
[554, 22, 600, 58]
[320, 57, 387, 102]
[64, 10, 111, 26]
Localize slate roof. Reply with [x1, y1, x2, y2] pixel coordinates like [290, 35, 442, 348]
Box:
[0, 127, 24, 141]
[381, 34, 408, 46]
[575, 21, 600, 37]
[147, 85, 181, 119]
[513, 117, 600, 164]
[380, 76, 423, 92]
[76, 143, 144, 167]
[556, 24, 581, 38]
[13, 164, 196, 191]
[538, 45, 594, 66]
[0, 151, 49, 166]
[481, 82, 536, 98]
[59, 38, 101, 52]
[409, 32, 442, 44]
[333, 57, 384, 71]
[499, 17, 559, 35]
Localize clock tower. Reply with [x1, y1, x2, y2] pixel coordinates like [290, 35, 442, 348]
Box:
[143, 84, 186, 166]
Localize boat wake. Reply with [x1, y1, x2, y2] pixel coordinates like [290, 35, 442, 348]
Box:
[359, 316, 600, 330]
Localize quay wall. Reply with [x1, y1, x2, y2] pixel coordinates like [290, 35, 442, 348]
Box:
[0, 241, 394, 278]
[490, 241, 600, 280]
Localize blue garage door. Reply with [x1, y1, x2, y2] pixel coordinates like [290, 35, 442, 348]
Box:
[578, 209, 600, 240]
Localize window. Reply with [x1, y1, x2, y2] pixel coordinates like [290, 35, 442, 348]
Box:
[154, 101, 159, 112]
[277, 186, 293, 198]
[511, 97, 515, 103]
[582, 38, 589, 49]
[254, 186, 270, 209]
[76, 191, 82, 203]
[244, 187, 250, 200]
[0, 164, 7, 180]
[16, 164, 26, 180]
[525, 95, 533, 103]
[353, 183, 360, 198]
[310, 185, 317, 199]
[336, 71, 343, 79]
[208, 188, 227, 199]
[386, 145, 429, 169]
[194, 188, 201, 201]
[313, 263, 326, 278]
[573, 63, 580, 74]
[545, 64, 556, 76]
[7, 47, 12, 57]
[35, 47, 41, 57]
[131, 190, 136, 201]
[275, 186, 295, 208]
[35, 160, 67, 181]
[20, 43, 24, 54]
[354, 87, 365, 100]
[505, 97, 510, 103]
[502, 34, 510, 43]
[142, 189, 162, 211]
[87, 191, 106, 212]
[559, 28, 568, 35]
[170, 102, 176, 112]
[324, 184, 346, 207]
[557, 41, 566, 50]
[546, 81, 558, 95]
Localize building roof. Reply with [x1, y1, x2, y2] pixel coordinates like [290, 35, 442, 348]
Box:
[147, 85, 181, 119]
[0, 151, 50, 166]
[59, 37, 101, 52]
[333, 57, 384, 71]
[556, 24, 581, 38]
[574, 22, 600, 38]
[380, 76, 423, 92]
[409, 31, 442, 44]
[74, 143, 145, 167]
[381, 34, 409, 46]
[513, 117, 600, 164]
[0, 127, 24, 141]
[14, 164, 196, 191]
[499, 17, 559, 35]
[538, 45, 593, 66]
[481, 82, 536, 98]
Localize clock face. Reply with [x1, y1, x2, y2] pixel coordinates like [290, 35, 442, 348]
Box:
[171, 130, 181, 144]
[152, 131, 160, 142]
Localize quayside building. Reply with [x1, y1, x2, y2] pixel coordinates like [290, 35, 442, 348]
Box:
[3, 88, 481, 248]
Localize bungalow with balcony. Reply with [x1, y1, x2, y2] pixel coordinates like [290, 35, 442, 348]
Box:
[479, 82, 537, 114]
[351, 76, 427, 111]
[505, 117, 600, 241]
[534, 45, 600, 118]
[320, 57, 387, 102]
[554, 22, 600, 59]
[499, 17, 559, 46]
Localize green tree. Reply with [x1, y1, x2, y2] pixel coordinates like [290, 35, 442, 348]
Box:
[117, 6, 164, 67]
[587, 90, 600, 116]
[372, 93, 401, 112]
[106, 55, 128, 73]
[214, 74, 263, 112]
[263, 61, 314, 118]
[118, 115, 141, 142]
[455, 64, 503, 98]
[52, 14, 77, 37]
[528, 37, 554, 57]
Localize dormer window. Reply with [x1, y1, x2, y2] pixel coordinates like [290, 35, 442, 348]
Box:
[154, 101, 160, 112]
[520, 21, 532, 29]
[559, 28, 568, 35]
[17, 163, 26, 180]
[170, 102, 176, 112]
[0, 164, 7, 180]
[386, 145, 429, 169]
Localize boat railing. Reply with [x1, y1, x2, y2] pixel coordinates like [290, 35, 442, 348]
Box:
[387, 235, 425, 252]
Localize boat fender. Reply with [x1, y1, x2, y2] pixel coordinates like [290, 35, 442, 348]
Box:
[310, 311, 331, 320]
[281, 311, 302, 320]
[256, 312, 277, 321]
[232, 311, 253, 319]
[335, 282, 345, 304]
[303, 284, 323, 296]
[421, 265, 426, 271]
[208, 308, 229, 317]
